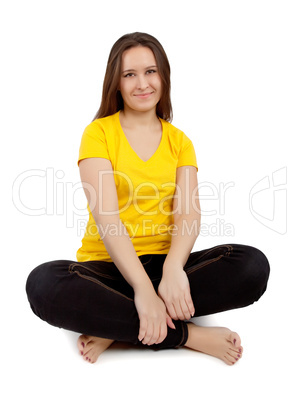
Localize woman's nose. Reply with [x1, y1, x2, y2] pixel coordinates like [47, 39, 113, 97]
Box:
[136, 74, 149, 90]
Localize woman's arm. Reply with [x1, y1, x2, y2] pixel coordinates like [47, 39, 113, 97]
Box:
[79, 157, 174, 344]
[164, 165, 201, 268]
[158, 166, 201, 320]
[79, 157, 150, 290]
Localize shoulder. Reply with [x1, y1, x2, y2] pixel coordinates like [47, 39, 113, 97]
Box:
[161, 119, 193, 146]
[78, 114, 117, 165]
[84, 112, 119, 134]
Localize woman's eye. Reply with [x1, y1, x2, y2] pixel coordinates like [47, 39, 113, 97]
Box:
[123, 70, 156, 78]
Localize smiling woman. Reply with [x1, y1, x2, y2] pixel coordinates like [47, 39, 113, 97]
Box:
[119, 47, 162, 114]
[94, 32, 172, 121]
[26, 32, 270, 366]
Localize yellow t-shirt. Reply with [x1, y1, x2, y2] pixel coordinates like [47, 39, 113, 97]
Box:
[76, 111, 198, 262]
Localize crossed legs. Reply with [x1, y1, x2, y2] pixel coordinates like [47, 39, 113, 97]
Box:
[26, 244, 269, 365]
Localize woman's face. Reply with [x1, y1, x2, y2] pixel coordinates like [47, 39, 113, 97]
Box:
[119, 46, 162, 114]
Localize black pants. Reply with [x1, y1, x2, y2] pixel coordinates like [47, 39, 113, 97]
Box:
[26, 244, 270, 350]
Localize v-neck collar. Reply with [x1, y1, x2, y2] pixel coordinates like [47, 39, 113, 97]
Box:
[117, 111, 164, 164]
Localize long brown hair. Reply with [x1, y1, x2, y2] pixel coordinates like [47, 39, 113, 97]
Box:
[93, 32, 173, 122]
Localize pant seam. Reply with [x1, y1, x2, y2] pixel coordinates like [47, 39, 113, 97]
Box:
[69, 266, 134, 302]
[186, 245, 233, 275]
[69, 262, 120, 280]
[176, 321, 188, 348]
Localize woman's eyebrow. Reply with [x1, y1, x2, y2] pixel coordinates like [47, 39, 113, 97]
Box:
[122, 65, 157, 73]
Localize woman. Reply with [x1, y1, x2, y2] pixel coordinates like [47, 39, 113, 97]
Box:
[26, 32, 270, 365]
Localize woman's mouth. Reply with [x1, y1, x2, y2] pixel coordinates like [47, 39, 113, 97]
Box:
[134, 92, 153, 99]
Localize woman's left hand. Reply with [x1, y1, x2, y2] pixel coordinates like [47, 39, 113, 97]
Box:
[158, 265, 195, 321]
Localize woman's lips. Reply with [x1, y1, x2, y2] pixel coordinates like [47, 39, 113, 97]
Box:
[134, 92, 153, 99]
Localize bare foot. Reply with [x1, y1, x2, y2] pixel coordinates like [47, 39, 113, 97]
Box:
[185, 323, 243, 366]
[77, 335, 114, 364]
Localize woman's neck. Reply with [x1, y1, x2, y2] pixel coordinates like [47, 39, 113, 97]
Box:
[120, 107, 159, 130]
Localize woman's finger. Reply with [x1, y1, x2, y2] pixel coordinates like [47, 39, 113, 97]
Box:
[166, 302, 178, 321]
[179, 298, 192, 320]
[148, 323, 159, 345]
[185, 291, 195, 317]
[166, 314, 176, 330]
[173, 299, 185, 321]
[138, 318, 147, 342]
[156, 321, 168, 344]
[142, 321, 154, 345]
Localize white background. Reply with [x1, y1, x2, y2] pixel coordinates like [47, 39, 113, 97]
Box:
[2, 0, 297, 401]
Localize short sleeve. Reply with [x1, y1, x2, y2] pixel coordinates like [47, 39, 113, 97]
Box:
[77, 121, 110, 166]
[177, 133, 198, 171]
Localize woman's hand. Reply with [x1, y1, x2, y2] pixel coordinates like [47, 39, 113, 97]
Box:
[134, 286, 176, 346]
[158, 265, 195, 321]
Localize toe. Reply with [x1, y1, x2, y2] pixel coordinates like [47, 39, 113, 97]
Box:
[227, 349, 240, 363]
[223, 355, 235, 366]
[82, 350, 93, 363]
[85, 349, 99, 364]
[229, 331, 241, 348]
[83, 341, 94, 357]
[87, 349, 98, 364]
[77, 335, 89, 352]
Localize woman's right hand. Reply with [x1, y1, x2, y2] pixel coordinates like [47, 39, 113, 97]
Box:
[134, 286, 176, 345]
